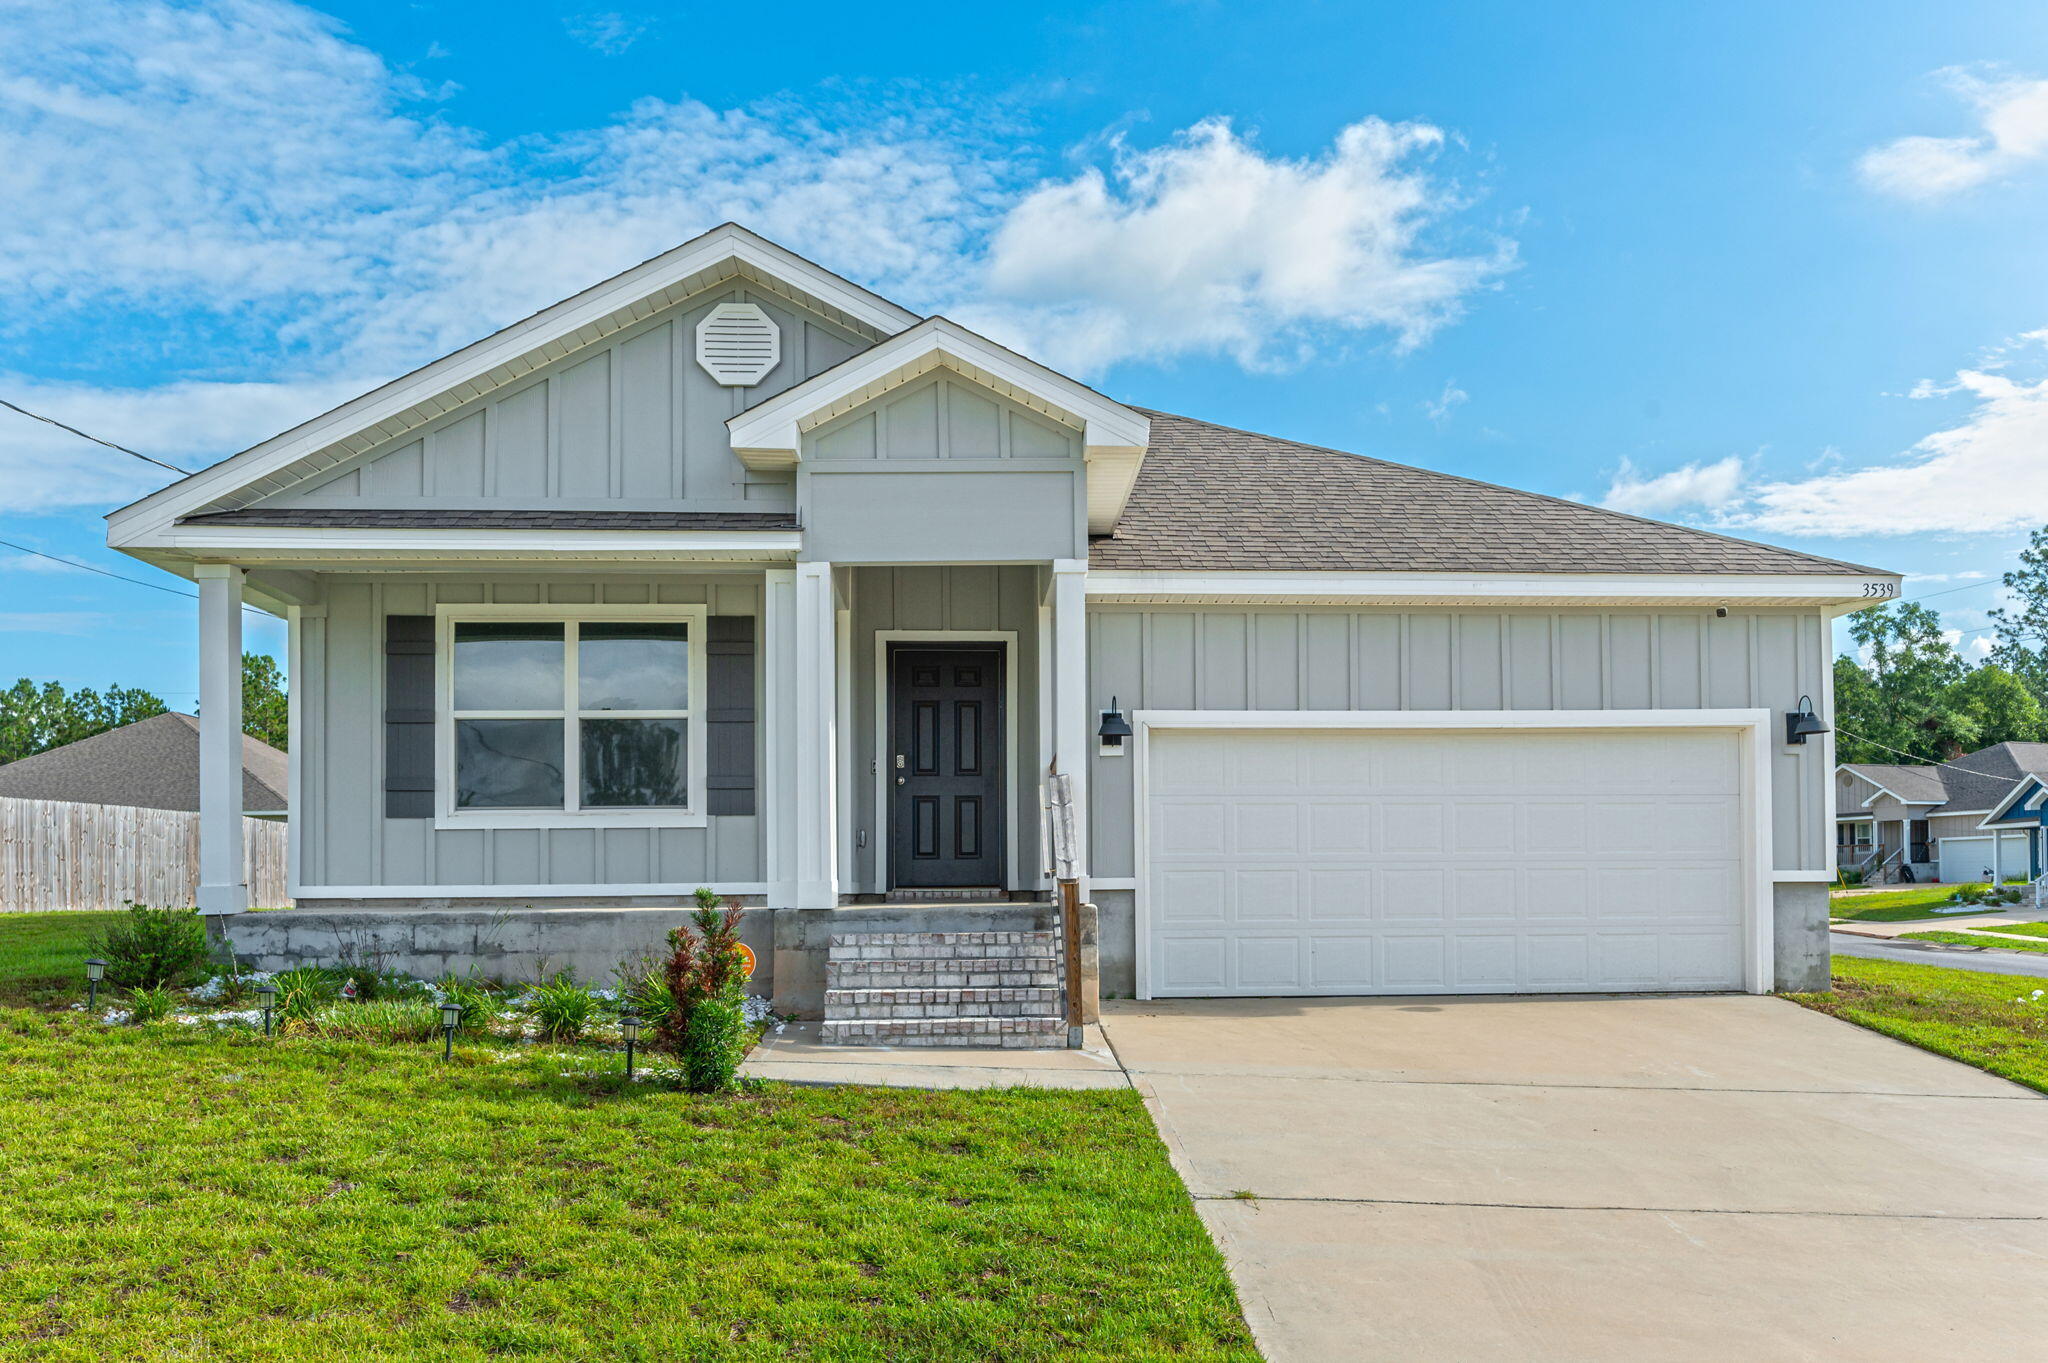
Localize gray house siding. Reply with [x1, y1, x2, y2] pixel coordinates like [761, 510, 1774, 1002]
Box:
[255, 286, 868, 515]
[844, 564, 1044, 893]
[798, 372, 1087, 564]
[1084, 605, 1832, 992]
[297, 573, 763, 898]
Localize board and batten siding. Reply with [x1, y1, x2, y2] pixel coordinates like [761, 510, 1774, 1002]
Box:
[298, 574, 762, 893]
[255, 286, 867, 514]
[1087, 606, 1833, 878]
[844, 565, 1044, 892]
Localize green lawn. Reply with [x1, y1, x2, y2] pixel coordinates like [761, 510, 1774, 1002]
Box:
[1828, 885, 1989, 922]
[1788, 956, 2048, 1094]
[1964, 920, 2048, 939]
[1896, 929, 2048, 954]
[0, 913, 1254, 1361]
[0, 910, 127, 1004]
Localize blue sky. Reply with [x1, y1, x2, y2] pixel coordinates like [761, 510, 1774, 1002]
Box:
[5, 0, 2048, 709]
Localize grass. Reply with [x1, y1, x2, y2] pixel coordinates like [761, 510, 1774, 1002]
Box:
[0, 910, 129, 1004]
[0, 912, 1254, 1361]
[1788, 956, 2048, 1094]
[1896, 930, 2048, 954]
[1965, 920, 2048, 939]
[1827, 884, 1991, 922]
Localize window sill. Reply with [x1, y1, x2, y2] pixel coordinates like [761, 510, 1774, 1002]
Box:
[433, 809, 710, 831]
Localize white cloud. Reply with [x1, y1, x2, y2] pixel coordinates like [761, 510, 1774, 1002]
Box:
[563, 12, 653, 56]
[1738, 364, 2048, 536]
[965, 117, 1512, 372]
[1600, 454, 1747, 516]
[1424, 380, 1468, 427]
[1859, 68, 2048, 201]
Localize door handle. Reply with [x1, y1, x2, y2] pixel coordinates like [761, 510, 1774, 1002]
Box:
[896, 777, 905, 786]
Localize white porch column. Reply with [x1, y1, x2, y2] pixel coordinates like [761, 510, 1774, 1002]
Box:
[1051, 557, 1090, 896]
[194, 565, 247, 916]
[763, 569, 798, 907]
[793, 561, 840, 908]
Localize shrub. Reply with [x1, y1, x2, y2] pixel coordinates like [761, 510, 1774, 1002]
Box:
[305, 998, 440, 1043]
[271, 965, 342, 1023]
[433, 976, 495, 1030]
[654, 888, 750, 1091]
[612, 949, 675, 1023]
[525, 976, 598, 1041]
[125, 984, 179, 1024]
[91, 903, 210, 990]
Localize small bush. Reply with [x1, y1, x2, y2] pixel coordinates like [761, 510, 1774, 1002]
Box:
[526, 976, 598, 1041]
[612, 949, 675, 1023]
[650, 888, 751, 1092]
[125, 984, 178, 1024]
[271, 965, 341, 1023]
[91, 903, 210, 989]
[681, 994, 746, 1092]
[433, 976, 495, 1030]
[305, 998, 440, 1043]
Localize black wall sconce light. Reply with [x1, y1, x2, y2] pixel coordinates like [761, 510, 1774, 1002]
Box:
[1098, 697, 1132, 756]
[1786, 695, 1828, 746]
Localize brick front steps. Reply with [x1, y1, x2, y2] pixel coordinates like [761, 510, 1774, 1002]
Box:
[821, 930, 1065, 1048]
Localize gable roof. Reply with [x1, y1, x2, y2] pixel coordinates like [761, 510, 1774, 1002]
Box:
[1842, 763, 1950, 807]
[106, 224, 918, 547]
[1839, 742, 2048, 822]
[0, 713, 288, 814]
[1088, 410, 1884, 576]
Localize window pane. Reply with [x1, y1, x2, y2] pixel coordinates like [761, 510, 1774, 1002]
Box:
[580, 718, 687, 808]
[455, 719, 564, 808]
[454, 623, 563, 711]
[579, 622, 689, 711]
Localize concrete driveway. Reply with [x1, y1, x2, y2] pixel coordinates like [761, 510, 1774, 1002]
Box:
[1102, 994, 2048, 1362]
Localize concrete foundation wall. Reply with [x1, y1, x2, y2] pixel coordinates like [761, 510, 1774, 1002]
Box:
[1773, 882, 1830, 992]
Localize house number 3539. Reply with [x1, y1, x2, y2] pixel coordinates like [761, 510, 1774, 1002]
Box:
[1861, 581, 1898, 598]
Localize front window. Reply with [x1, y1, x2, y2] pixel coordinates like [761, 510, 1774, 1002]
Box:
[442, 610, 704, 825]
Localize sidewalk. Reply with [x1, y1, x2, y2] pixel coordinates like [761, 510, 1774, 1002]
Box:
[1830, 907, 2040, 939]
[740, 1022, 1130, 1091]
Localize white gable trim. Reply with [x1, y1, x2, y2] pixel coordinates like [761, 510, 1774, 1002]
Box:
[1981, 777, 2048, 827]
[107, 225, 919, 549]
[725, 317, 1150, 534]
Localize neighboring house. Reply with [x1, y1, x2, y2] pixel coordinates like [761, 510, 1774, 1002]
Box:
[1837, 743, 2048, 884]
[105, 222, 1899, 1010]
[0, 712, 287, 816]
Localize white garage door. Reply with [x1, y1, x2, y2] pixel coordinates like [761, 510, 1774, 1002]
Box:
[1939, 833, 2030, 885]
[1142, 726, 1750, 996]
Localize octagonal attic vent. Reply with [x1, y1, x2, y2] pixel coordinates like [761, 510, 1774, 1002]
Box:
[695, 302, 781, 386]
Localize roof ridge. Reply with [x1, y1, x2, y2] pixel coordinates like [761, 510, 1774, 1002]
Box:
[1129, 408, 1888, 577]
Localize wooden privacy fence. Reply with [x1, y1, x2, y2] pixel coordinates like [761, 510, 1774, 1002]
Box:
[0, 797, 290, 911]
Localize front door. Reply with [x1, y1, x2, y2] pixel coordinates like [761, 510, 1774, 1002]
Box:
[889, 645, 1004, 889]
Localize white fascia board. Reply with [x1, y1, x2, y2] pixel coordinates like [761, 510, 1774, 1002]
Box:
[1980, 779, 2048, 826]
[726, 317, 1150, 469]
[1085, 570, 1904, 608]
[107, 225, 920, 549]
[1857, 781, 1941, 810]
[154, 526, 803, 557]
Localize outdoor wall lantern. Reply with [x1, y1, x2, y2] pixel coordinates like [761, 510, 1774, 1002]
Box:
[439, 999, 463, 1061]
[1098, 698, 1132, 757]
[84, 957, 106, 1009]
[256, 983, 278, 1036]
[619, 1010, 641, 1080]
[1786, 695, 1829, 746]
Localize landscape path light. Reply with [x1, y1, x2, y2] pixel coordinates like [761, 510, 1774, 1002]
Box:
[256, 983, 278, 1036]
[619, 1010, 641, 1080]
[440, 999, 463, 1061]
[85, 958, 107, 1009]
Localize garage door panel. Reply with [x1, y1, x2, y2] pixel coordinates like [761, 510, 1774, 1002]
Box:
[1146, 727, 1747, 996]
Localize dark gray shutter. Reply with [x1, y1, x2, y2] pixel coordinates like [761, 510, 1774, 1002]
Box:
[384, 615, 436, 818]
[705, 615, 756, 816]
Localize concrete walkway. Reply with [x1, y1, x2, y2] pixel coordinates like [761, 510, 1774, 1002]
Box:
[1101, 994, 2048, 1362]
[1830, 906, 2040, 938]
[739, 1022, 1128, 1090]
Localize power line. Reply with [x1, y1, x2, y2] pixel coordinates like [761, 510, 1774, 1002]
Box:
[0, 396, 190, 475]
[0, 537, 272, 620]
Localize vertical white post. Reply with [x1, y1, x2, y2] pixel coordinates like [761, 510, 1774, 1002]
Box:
[794, 561, 840, 909]
[835, 570, 856, 893]
[195, 565, 247, 916]
[1051, 558, 1090, 898]
[763, 569, 797, 907]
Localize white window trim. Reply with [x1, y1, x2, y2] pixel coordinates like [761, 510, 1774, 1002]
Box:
[1128, 709, 1778, 999]
[434, 603, 709, 830]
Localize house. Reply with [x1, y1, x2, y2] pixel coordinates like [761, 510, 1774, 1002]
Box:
[105, 223, 1899, 1035]
[1837, 743, 2048, 884]
[0, 712, 287, 816]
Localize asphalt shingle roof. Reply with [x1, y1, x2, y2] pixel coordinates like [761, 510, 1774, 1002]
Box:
[177, 509, 800, 531]
[0, 713, 287, 814]
[1842, 742, 2048, 819]
[1088, 410, 1886, 576]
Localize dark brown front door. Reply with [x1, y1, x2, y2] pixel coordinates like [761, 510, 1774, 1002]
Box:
[889, 645, 1004, 889]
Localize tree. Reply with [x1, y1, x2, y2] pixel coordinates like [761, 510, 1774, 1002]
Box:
[0, 679, 168, 765]
[1947, 664, 2048, 749]
[1837, 602, 1972, 762]
[241, 652, 289, 752]
[1990, 523, 2048, 703]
